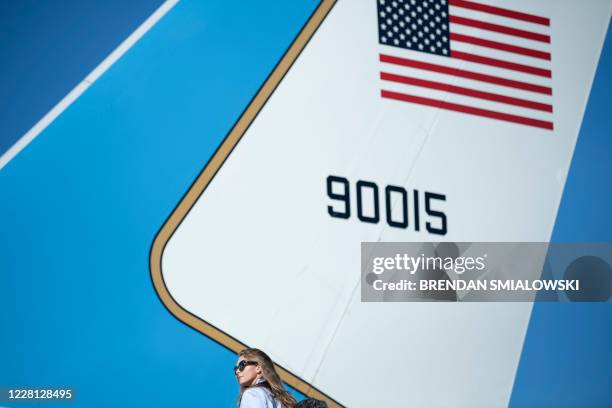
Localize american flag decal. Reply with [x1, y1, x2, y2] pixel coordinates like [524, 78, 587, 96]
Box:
[378, 0, 553, 130]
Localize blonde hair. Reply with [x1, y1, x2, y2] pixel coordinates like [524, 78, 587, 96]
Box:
[237, 348, 297, 408]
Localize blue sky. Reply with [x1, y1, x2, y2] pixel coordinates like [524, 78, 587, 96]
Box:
[0, 0, 165, 154]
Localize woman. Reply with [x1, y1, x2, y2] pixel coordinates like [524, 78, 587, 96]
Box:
[234, 348, 297, 408]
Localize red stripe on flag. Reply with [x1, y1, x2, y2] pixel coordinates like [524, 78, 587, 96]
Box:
[381, 90, 553, 130]
[448, 0, 550, 26]
[449, 15, 550, 43]
[380, 72, 553, 112]
[379, 54, 552, 95]
[451, 50, 551, 77]
[451, 33, 551, 60]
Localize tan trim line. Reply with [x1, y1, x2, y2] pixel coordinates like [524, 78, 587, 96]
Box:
[149, 1, 342, 406]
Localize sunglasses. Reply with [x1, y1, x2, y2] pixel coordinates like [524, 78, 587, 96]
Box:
[233, 360, 257, 373]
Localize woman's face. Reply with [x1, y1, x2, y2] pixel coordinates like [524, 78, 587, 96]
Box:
[234, 356, 260, 386]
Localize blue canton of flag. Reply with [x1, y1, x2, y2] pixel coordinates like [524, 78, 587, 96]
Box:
[378, 0, 451, 57]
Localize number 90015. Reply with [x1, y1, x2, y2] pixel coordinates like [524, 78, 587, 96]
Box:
[326, 175, 447, 235]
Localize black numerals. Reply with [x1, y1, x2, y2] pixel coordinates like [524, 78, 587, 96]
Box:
[326, 175, 447, 236]
[425, 192, 447, 235]
[356, 180, 380, 223]
[327, 175, 350, 219]
[385, 185, 408, 228]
